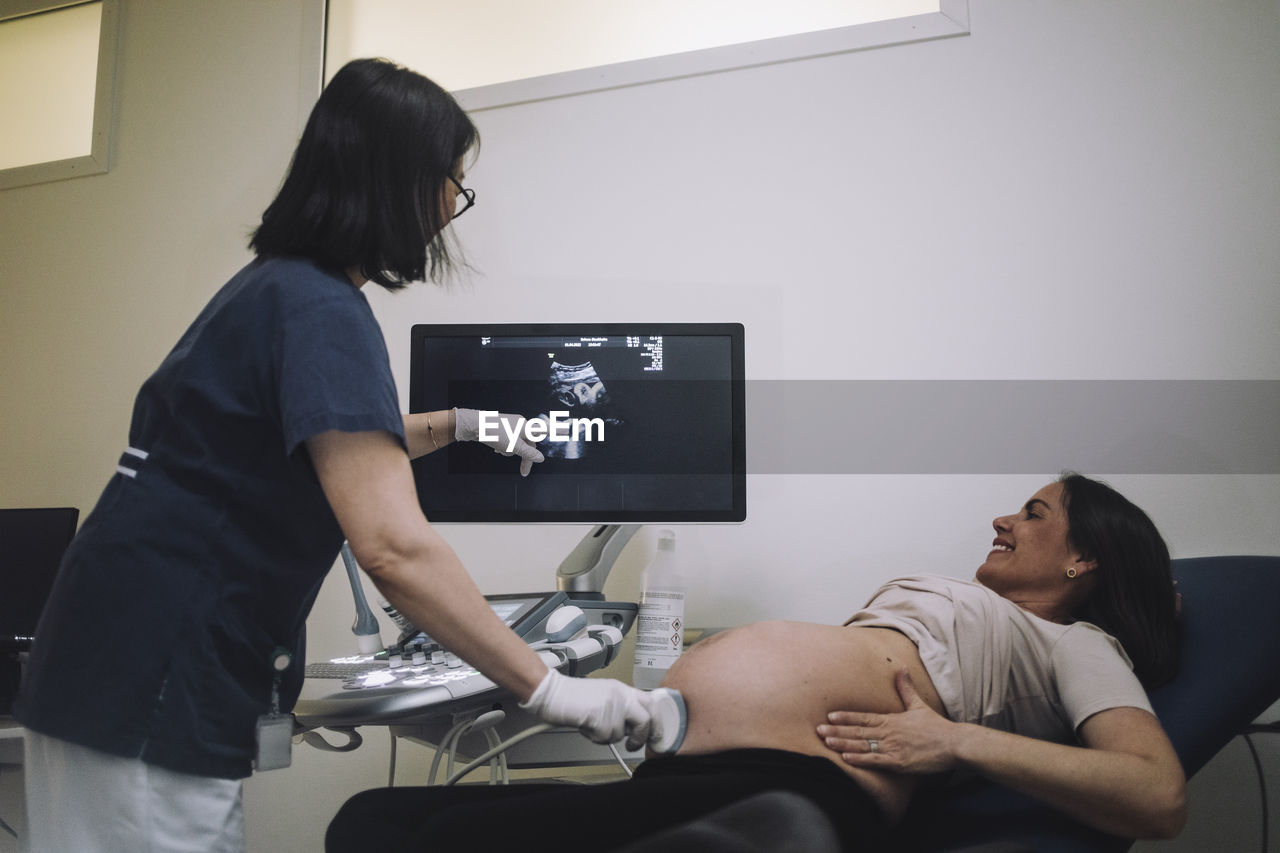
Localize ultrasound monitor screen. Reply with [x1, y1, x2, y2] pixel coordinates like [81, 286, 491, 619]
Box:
[408, 324, 744, 522]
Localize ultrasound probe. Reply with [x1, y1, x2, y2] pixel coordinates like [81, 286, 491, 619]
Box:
[647, 687, 688, 755]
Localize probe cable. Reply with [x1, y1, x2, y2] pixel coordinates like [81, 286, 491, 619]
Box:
[443, 723, 554, 786]
[1242, 720, 1278, 853]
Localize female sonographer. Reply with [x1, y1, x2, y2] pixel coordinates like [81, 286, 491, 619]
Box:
[15, 58, 669, 853]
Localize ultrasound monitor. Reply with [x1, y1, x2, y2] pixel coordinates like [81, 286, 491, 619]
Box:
[408, 323, 745, 523]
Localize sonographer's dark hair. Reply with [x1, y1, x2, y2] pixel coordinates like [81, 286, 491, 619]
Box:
[249, 58, 478, 290]
[1058, 472, 1178, 688]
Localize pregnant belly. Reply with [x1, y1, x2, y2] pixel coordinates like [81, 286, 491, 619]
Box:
[659, 621, 945, 821]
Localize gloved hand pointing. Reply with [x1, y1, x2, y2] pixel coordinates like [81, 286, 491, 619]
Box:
[453, 407, 545, 477]
[519, 669, 665, 752]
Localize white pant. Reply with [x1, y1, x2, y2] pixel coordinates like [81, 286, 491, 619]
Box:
[22, 730, 244, 853]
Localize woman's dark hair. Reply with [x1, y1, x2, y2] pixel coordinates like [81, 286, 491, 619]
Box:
[250, 58, 478, 290]
[1058, 472, 1178, 688]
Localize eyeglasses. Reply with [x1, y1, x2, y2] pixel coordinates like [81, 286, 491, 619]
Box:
[449, 175, 475, 218]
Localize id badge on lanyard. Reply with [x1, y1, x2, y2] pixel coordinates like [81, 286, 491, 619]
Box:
[254, 647, 294, 771]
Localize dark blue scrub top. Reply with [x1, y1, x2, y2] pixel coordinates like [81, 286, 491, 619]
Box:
[16, 257, 405, 779]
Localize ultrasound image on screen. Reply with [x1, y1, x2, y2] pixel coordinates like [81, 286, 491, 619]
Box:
[408, 325, 744, 523]
[539, 360, 614, 461]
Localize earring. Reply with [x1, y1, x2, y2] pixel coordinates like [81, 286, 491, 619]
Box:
[1066, 567, 1078, 579]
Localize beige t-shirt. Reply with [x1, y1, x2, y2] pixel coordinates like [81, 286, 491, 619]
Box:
[846, 575, 1153, 742]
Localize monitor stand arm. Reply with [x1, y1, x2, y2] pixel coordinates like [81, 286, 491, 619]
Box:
[555, 524, 642, 598]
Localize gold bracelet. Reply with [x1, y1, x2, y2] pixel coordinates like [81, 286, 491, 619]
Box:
[426, 412, 443, 450]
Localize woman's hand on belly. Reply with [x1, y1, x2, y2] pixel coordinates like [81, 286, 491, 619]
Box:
[818, 667, 960, 776]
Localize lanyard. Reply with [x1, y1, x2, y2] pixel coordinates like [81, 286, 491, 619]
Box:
[268, 646, 292, 716]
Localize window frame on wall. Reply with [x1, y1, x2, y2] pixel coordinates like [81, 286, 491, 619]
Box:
[0, 0, 121, 190]
[325, 0, 969, 112]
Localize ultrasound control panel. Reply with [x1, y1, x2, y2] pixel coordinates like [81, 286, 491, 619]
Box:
[294, 592, 637, 730]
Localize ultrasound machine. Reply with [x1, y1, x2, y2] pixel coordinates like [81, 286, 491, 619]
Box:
[293, 323, 745, 781]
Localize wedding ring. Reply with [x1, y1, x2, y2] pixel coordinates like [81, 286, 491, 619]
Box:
[868, 738, 880, 753]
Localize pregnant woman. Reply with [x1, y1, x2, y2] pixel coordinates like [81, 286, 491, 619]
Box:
[326, 473, 1186, 852]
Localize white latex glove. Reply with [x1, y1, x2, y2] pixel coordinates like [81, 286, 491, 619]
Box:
[519, 669, 660, 751]
[453, 407, 545, 477]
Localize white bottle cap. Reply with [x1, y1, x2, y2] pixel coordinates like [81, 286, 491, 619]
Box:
[657, 529, 676, 551]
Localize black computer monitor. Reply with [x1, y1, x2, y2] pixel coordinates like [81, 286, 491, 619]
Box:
[0, 506, 79, 714]
[408, 323, 745, 523]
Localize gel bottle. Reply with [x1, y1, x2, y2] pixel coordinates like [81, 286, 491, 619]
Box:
[633, 529, 686, 689]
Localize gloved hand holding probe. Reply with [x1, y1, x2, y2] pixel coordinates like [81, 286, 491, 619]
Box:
[519, 668, 687, 753]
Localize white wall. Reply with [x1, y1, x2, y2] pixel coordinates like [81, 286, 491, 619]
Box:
[0, 0, 321, 517]
[1, 1, 1277, 852]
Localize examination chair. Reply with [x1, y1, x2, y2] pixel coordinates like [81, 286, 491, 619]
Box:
[618, 556, 1280, 853]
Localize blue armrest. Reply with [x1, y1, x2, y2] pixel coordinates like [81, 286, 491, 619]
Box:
[895, 555, 1280, 853]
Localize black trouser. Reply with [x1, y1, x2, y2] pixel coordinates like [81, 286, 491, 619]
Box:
[325, 748, 889, 852]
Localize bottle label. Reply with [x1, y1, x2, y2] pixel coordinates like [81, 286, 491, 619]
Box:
[634, 589, 686, 669]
